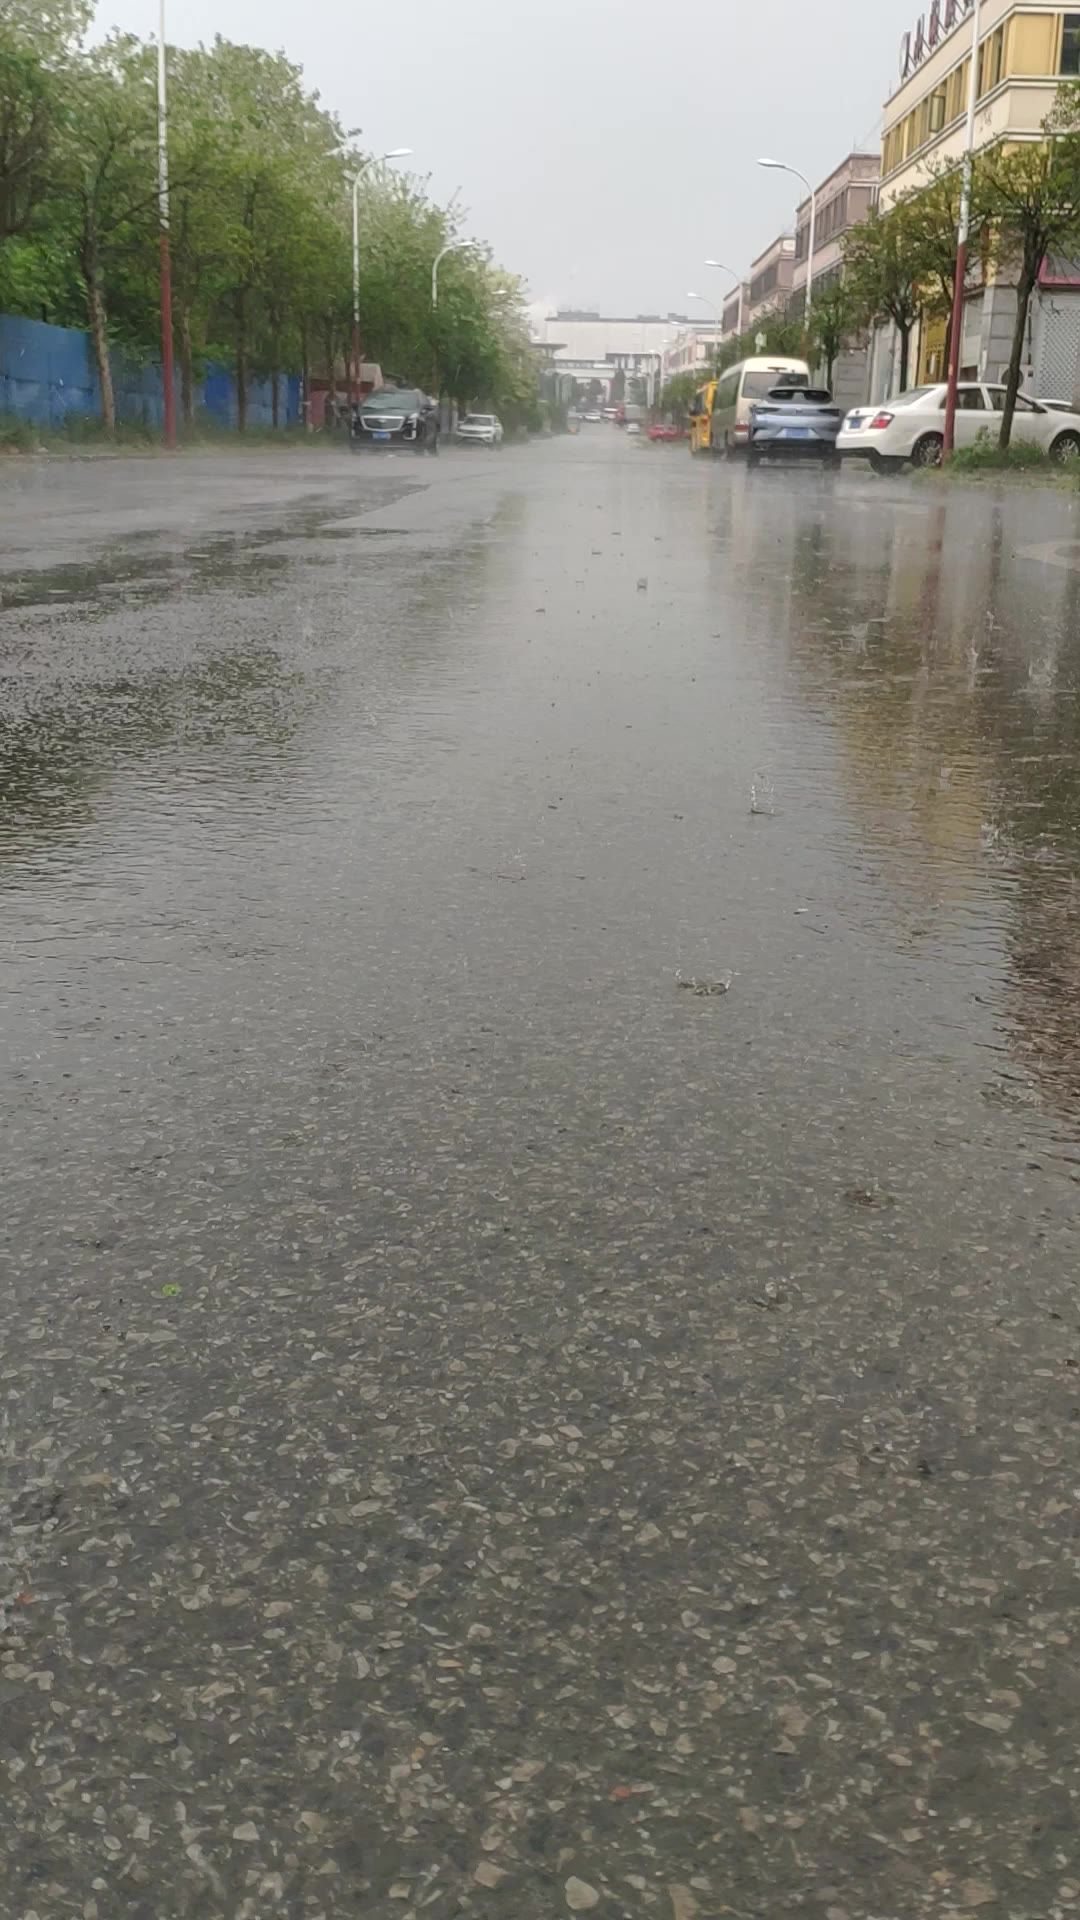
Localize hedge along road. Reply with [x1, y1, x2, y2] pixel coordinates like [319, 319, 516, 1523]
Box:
[2, 432, 1080, 1919]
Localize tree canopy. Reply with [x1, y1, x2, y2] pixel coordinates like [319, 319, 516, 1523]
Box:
[0, 13, 537, 431]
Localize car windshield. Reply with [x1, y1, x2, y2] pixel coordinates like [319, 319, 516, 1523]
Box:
[363, 388, 422, 412]
[744, 369, 808, 399]
[463, 414, 494, 425]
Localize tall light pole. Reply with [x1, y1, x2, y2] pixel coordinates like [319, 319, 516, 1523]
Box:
[350, 148, 412, 412]
[758, 157, 817, 330]
[156, 0, 175, 449]
[431, 242, 476, 432]
[943, 0, 983, 457]
[686, 290, 723, 364]
[432, 240, 476, 311]
[705, 259, 743, 343]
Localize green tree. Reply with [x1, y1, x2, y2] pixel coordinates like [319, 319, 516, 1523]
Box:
[806, 276, 858, 388]
[660, 369, 705, 421]
[843, 202, 921, 393]
[0, 0, 88, 244]
[48, 37, 161, 427]
[980, 86, 1080, 447]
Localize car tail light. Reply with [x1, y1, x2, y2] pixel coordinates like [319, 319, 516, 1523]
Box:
[868, 411, 894, 430]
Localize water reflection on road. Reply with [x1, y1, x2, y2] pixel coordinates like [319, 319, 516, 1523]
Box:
[2, 442, 1080, 1919]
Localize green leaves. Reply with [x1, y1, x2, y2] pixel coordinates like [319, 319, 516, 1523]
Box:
[0, 18, 533, 430]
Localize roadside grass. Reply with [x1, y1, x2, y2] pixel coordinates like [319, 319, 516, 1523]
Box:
[0, 411, 342, 456]
[915, 431, 1080, 489]
[949, 432, 1054, 473]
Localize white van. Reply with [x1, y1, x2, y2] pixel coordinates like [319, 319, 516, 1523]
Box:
[709, 356, 811, 457]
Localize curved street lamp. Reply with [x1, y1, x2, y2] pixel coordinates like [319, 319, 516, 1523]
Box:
[432, 240, 476, 311]
[705, 259, 743, 340]
[758, 157, 816, 327]
[350, 148, 412, 409]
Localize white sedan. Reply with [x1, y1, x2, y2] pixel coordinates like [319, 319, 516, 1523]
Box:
[837, 381, 1080, 470]
[455, 412, 504, 447]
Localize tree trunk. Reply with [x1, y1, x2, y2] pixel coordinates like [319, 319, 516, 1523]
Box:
[178, 301, 195, 425]
[998, 266, 1036, 450]
[270, 324, 280, 429]
[83, 245, 115, 432]
[323, 318, 335, 428]
[234, 288, 248, 432]
[299, 316, 310, 429]
[897, 323, 911, 395]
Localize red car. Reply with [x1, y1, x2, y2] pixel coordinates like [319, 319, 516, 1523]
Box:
[647, 423, 682, 442]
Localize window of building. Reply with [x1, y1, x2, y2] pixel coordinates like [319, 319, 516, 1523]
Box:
[1063, 13, 1080, 73]
[929, 84, 946, 132]
[977, 26, 1004, 95]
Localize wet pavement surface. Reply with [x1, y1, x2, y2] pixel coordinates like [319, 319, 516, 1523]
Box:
[3, 437, 1080, 1919]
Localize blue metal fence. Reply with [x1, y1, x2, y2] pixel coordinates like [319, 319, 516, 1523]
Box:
[0, 313, 300, 429]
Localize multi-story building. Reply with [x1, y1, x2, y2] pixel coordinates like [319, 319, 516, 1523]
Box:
[722, 282, 750, 340]
[532, 310, 689, 404]
[792, 153, 880, 302]
[661, 322, 723, 382]
[744, 235, 796, 330]
[789, 152, 880, 406]
[875, 2, 1080, 401]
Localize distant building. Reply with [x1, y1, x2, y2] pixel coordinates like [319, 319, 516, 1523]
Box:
[791, 152, 880, 408]
[533, 309, 689, 406]
[722, 283, 750, 341]
[661, 322, 723, 382]
[745, 235, 796, 330]
[791, 153, 880, 307]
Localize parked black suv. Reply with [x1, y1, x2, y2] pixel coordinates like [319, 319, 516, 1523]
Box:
[350, 387, 439, 454]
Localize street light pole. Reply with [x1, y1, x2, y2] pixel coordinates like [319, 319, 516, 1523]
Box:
[686, 290, 722, 365]
[431, 242, 476, 437]
[758, 158, 817, 328]
[156, 0, 176, 449]
[350, 148, 412, 414]
[705, 260, 744, 344]
[943, 0, 983, 458]
[432, 240, 475, 311]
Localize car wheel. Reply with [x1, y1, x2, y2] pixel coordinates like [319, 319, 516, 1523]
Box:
[1050, 429, 1080, 464]
[910, 433, 944, 469]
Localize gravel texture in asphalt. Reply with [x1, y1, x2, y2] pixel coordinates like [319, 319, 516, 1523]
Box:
[3, 437, 1080, 1919]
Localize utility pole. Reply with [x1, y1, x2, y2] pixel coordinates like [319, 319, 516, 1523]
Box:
[943, 0, 983, 458]
[156, 0, 176, 449]
[350, 150, 412, 415]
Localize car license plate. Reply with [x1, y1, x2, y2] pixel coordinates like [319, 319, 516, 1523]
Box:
[373, 429, 390, 442]
[782, 427, 811, 439]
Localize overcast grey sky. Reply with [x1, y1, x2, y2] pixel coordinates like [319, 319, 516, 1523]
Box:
[94, 0, 920, 318]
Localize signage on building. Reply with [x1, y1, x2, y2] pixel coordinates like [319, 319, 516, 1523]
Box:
[899, 0, 971, 79]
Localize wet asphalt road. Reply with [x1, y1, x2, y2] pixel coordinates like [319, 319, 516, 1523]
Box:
[3, 435, 1080, 1920]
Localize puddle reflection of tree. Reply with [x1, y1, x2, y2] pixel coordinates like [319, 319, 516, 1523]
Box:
[0, 650, 307, 872]
[744, 490, 1080, 1123]
[0, 520, 501, 875]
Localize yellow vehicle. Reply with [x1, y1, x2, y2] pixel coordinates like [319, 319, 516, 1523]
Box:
[688, 378, 718, 456]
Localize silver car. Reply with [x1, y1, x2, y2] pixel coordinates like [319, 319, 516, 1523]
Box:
[837, 382, 1080, 470]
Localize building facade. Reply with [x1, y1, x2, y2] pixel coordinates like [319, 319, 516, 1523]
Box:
[532, 310, 690, 408]
[661, 322, 723, 381]
[875, 2, 1080, 402]
[745, 236, 796, 329]
[722, 282, 750, 339]
[791, 152, 880, 407]
[792, 153, 880, 300]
